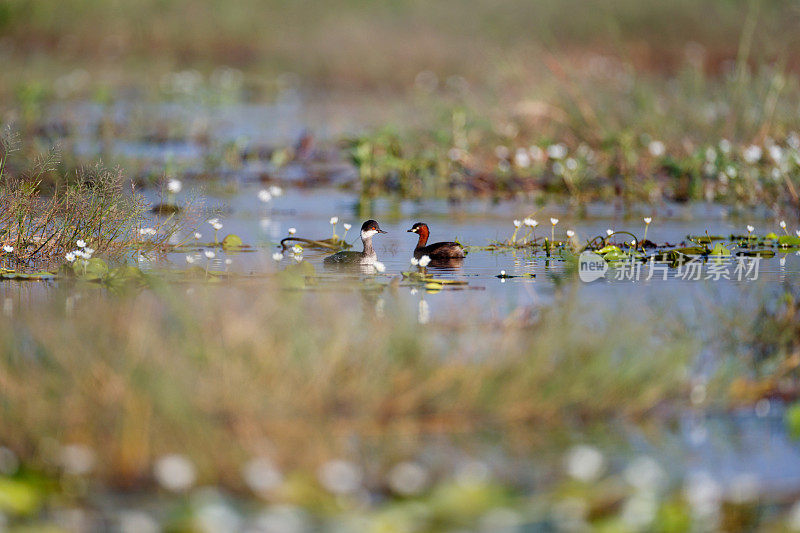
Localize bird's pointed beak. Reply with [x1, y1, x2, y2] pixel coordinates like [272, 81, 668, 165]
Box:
[407, 228, 415, 233]
[377, 228, 387, 233]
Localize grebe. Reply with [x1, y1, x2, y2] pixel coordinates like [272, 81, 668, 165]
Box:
[407, 222, 465, 259]
[324, 220, 387, 265]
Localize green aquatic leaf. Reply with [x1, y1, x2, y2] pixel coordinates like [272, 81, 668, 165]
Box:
[597, 245, 621, 254]
[765, 232, 779, 240]
[709, 243, 731, 256]
[673, 246, 706, 255]
[0, 478, 41, 516]
[786, 403, 800, 440]
[0, 271, 56, 280]
[221, 234, 244, 249]
[603, 250, 628, 262]
[736, 249, 775, 258]
[778, 235, 800, 247]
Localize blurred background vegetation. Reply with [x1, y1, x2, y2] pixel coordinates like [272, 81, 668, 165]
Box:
[0, 0, 798, 95]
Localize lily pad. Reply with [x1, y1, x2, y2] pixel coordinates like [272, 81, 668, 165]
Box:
[778, 235, 800, 248]
[709, 243, 731, 256]
[221, 234, 244, 249]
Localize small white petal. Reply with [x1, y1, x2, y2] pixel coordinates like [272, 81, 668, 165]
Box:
[343, 223, 352, 231]
[513, 219, 521, 228]
[780, 220, 787, 229]
[329, 216, 339, 225]
[167, 179, 182, 194]
[272, 252, 284, 261]
[550, 218, 559, 225]
[288, 227, 296, 235]
[2, 245, 12, 253]
[747, 225, 755, 233]
[373, 261, 386, 273]
[258, 190, 272, 203]
[194, 232, 202, 240]
[204, 250, 215, 259]
[76, 239, 86, 248]
[410, 257, 419, 266]
[606, 229, 614, 236]
[644, 217, 652, 224]
[418, 255, 431, 267]
[566, 230, 575, 238]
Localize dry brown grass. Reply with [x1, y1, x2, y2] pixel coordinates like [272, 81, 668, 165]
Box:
[0, 283, 693, 489]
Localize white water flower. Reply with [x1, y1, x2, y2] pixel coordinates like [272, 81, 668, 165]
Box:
[318, 459, 362, 495]
[523, 218, 537, 227]
[139, 227, 157, 236]
[410, 257, 419, 266]
[154, 454, 196, 492]
[373, 261, 386, 273]
[547, 143, 568, 160]
[606, 229, 614, 236]
[513, 219, 521, 228]
[167, 179, 182, 194]
[83, 247, 95, 256]
[566, 230, 575, 238]
[211, 221, 223, 231]
[76, 239, 86, 248]
[60, 443, 95, 476]
[243, 457, 283, 495]
[185, 255, 195, 264]
[565, 157, 578, 171]
[257, 189, 272, 203]
[272, 252, 284, 261]
[343, 223, 352, 231]
[268, 185, 283, 197]
[743, 145, 762, 164]
[194, 232, 202, 240]
[418, 255, 431, 267]
[292, 245, 303, 255]
[719, 139, 732, 154]
[796, 230, 800, 238]
[565, 445, 605, 482]
[648, 140, 665, 157]
[288, 227, 296, 235]
[388, 462, 429, 496]
[780, 220, 787, 229]
[747, 225, 755, 233]
[550, 218, 559, 226]
[65, 252, 76, 262]
[644, 217, 652, 224]
[2, 245, 12, 253]
[500, 270, 506, 276]
[204, 250, 215, 259]
[293, 254, 303, 262]
[769, 145, 784, 163]
[514, 148, 531, 168]
[329, 216, 339, 225]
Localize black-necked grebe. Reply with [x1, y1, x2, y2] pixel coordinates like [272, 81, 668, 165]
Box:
[324, 220, 387, 265]
[407, 222, 465, 259]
